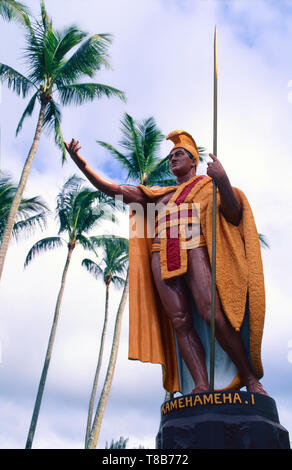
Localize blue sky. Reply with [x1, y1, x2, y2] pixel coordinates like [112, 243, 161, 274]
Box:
[0, 0, 292, 449]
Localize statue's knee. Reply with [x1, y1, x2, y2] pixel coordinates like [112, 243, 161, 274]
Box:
[198, 302, 212, 325]
[172, 311, 191, 334]
[204, 310, 226, 332]
[197, 298, 225, 330]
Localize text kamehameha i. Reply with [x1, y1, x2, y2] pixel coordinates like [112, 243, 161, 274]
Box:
[161, 392, 256, 416]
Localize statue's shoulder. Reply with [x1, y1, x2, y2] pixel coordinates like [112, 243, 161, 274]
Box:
[137, 184, 176, 199]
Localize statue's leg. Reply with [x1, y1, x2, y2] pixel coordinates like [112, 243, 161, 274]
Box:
[151, 252, 209, 393]
[185, 246, 267, 394]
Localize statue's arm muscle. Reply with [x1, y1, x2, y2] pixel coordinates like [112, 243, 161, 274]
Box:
[64, 139, 147, 205]
[217, 177, 242, 226]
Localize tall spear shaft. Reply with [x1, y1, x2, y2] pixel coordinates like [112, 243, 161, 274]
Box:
[209, 26, 218, 391]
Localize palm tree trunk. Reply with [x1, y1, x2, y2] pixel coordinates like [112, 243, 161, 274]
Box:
[85, 283, 110, 446]
[0, 102, 46, 282]
[25, 243, 74, 449]
[86, 271, 129, 449]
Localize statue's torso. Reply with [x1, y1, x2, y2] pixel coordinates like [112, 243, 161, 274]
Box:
[152, 190, 204, 246]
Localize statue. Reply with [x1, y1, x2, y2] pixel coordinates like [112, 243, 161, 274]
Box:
[64, 130, 267, 396]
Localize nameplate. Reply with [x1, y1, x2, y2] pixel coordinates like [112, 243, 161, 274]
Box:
[161, 392, 255, 416]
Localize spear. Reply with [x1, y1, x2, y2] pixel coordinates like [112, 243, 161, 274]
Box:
[209, 26, 218, 391]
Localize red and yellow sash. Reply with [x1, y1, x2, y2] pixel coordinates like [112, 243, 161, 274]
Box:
[159, 175, 205, 278]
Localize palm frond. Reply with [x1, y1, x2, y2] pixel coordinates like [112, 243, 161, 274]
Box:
[16, 195, 49, 218]
[56, 180, 113, 237]
[0, 173, 49, 241]
[111, 275, 126, 287]
[151, 177, 177, 187]
[24, 236, 63, 267]
[0, 63, 35, 97]
[82, 236, 128, 288]
[0, 0, 30, 24]
[24, 23, 47, 85]
[96, 141, 135, 176]
[103, 247, 128, 284]
[57, 83, 125, 106]
[105, 113, 172, 186]
[0, 175, 48, 217]
[56, 33, 112, 84]
[56, 175, 84, 234]
[138, 117, 164, 165]
[78, 205, 111, 235]
[119, 113, 144, 180]
[12, 211, 47, 241]
[53, 108, 66, 164]
[16, 91, 39, 135]
[81, 258, 103, 280]
[70, 189, 103, 231]
[96, 189, 127, 212]
[40, 0, 52, 32]
[23, 6, 57, 85]
[111, 253, 129, 269]
[90, 235, 129, 253]
[146, 155, 174, 186]
[77, 234, 98, 254]
[50, 26, 87, 66]
[41, 28, 61, 78]
[43, 99, 66, 161]
[198, 146, 207, 163]
[259, 233, 270, 249]
[0, 176, 18, 218]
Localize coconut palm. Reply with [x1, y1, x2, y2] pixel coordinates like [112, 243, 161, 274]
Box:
[0, 0, 125, 281]
[86, 115, 200, 449]
[97, 112, 206, 187]
[24, 175, 122, 449]
[0, 172, 48, 242]
[82, 236, 128, 447]
[0, 0, 30, 24]
[87, 113, 182, 449]
[86, 268, 129, 449]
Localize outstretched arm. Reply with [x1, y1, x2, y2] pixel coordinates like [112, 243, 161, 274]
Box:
[64, 139, 147, 205]
[207, 153, 242, 226]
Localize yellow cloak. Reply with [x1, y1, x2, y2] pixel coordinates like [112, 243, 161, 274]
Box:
[128, 175, 265, 393]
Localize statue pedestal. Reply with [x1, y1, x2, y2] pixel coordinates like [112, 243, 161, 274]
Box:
[156, 391, 290, 449]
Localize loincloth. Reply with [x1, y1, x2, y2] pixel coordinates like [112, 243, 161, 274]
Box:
[152, 202, 206, 268]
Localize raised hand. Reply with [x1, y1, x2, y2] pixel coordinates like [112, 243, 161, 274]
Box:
[64, 138, 87, 167]
[206, 153, 227, 184]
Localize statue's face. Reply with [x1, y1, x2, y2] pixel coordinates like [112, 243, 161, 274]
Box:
[169, 147, 195, 177]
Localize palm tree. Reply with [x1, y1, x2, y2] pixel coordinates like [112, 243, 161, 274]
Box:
[82, 236, 128, 447]
[0, 171, 48, 241]
[0, 0, 125, 281]
[86, 268, 129, 449]
[0, 0, 30, 24]
[24, 175, 121, 449]
[85, 115, 197, 450]
[97, 112, 206, 187]
[87, 113, 185, 449]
